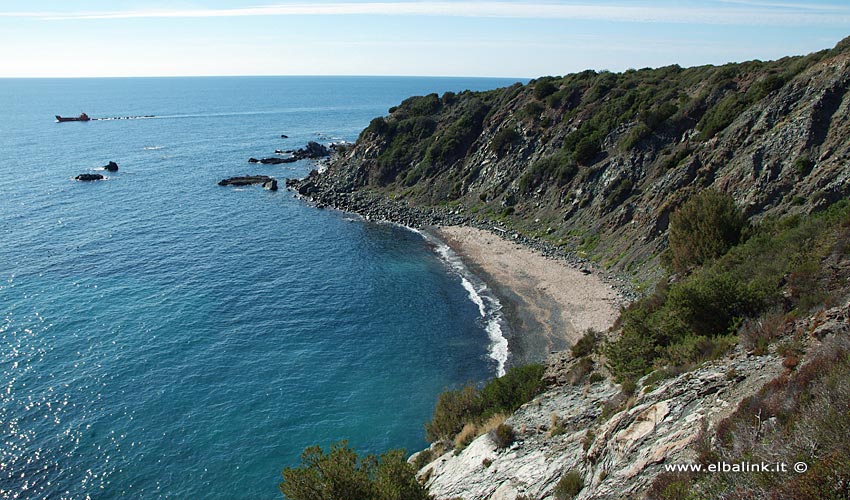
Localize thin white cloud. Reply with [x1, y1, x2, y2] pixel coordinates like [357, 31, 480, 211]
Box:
[3, 2, 850, 26]
[714, 0, 846, 11]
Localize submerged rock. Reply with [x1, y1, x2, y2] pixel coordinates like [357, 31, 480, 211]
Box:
[75, 173, 104, 181]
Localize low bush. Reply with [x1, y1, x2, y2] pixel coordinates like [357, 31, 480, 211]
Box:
[490, 423, 515, 449]
[491, 127, 521, 156]
[279, 442, 430, 500]
[534, 78, 558, 100]
[667, 190, 746, 274]
[425, 364, 545, 443]
[554, 470, 585, 499]
[571, 329, 600, 358]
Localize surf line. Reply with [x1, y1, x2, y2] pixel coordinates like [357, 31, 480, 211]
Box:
[415, 229, 509, 377]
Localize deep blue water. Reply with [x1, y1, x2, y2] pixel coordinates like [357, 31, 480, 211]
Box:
[0, 76, 521, 499]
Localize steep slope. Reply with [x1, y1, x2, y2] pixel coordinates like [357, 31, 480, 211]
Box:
[294, 37, 850, 282]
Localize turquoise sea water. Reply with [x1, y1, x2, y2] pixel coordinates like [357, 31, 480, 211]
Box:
[0, 76, 520, 499]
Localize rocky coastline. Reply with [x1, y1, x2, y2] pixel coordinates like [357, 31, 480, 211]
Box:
[285, 170, 638, 303]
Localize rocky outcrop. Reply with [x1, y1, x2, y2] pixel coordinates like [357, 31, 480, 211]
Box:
[103, 161, 118, 172]
[218, 175, 277, 187]
[417, 299, 850, 499]
[250, 141, 331, 165]
[420, 348, 783, 500]
[249, 157, 296, 164]
[75, 173, 104, 181]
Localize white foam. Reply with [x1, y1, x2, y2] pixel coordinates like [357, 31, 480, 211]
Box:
[417, 230, 509, 377]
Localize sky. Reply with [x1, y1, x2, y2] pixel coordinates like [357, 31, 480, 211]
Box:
[0, 1, 848, 78]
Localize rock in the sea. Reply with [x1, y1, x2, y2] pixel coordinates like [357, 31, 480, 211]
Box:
[218, 175, 276, 187]
[248, 157, 297, 164]
[280, 134, 288, 138]
[103, 161, 119, 172]
[250, 141, 329, 165]
[299, 141, 330, 158]
[75, 173, 104, 181]
[263, 179, 278, 191]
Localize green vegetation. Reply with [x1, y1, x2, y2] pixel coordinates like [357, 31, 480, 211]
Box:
[666, 190, 747, 274]
[571, 329, 601, 358]
[518, 150, 577, 194]
[425, 364, 545, 443]
[607, 199, 850, 382]
[490, 127, 521, 157]
[279, 441, 430, 500]
[554, 470, 585, 499]
[490, 423, 515, 449]
[533, 77, 559, 100]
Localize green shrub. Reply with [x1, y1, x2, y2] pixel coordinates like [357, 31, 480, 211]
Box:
[698, 93, 748, 139]
[478, 364, 546, 419]
[280, 442, 430, 500]
[490, 423, 515, 449]
[523, 101, 545, 118]
[795, 155, 815, 176]
[412, 449, 434, 470]
[425, 364, 545, 443]
[668, 190, 746, 274]
[491, 127, 521, 156]
[571, 329, 600, 358]
[519, 151, 577, 193]
[621, 123, 652, 150]
[424, 385, 480, 442]
[604, 178, 634, 207]
[554, 470, 585, 499]
[574, 137, 599, 165]
[533, 77, 558, 99]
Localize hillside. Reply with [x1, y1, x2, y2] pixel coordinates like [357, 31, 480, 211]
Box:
[282, 38, 850, 500]
[292, 36, 850, 285]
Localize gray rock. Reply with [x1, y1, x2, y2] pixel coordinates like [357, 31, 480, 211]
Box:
[75, 173, 104, 181]
[218, 175, 275, 187]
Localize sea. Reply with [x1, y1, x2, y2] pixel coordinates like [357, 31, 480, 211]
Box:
[0, 76, 522, 499]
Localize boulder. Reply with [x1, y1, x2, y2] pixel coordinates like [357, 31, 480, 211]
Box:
[263, 179, 278, 191]
[75, 173, 104, 181]
[299, 141, 330, 158]
[297, 181, 320, 196]
[103, 161, 119, 172]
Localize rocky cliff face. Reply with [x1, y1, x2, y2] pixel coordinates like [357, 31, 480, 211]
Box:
[295, 37, 850, 281]
[414, 299, 849, 500]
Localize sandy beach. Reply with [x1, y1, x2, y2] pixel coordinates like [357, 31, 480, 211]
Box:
[435, 226, 622, 366]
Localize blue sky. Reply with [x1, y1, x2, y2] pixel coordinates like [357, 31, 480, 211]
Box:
[0, 1, 848, 78]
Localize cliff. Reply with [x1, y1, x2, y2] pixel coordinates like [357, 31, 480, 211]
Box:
[293, 36, 850, 284]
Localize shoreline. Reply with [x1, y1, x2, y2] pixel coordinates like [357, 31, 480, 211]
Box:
[287, 176, 630, 367]
[430, 226, 623, 367]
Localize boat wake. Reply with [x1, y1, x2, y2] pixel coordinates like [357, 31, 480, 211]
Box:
[93, 115, 156, 121]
